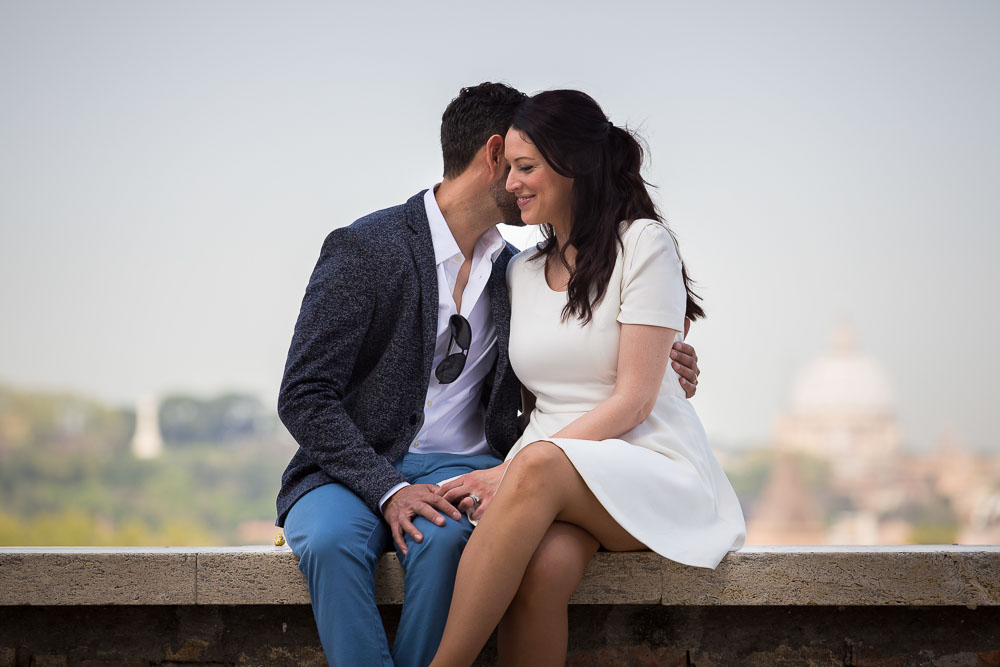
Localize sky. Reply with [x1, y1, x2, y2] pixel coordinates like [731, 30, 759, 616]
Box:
[1, 1, 998, 451]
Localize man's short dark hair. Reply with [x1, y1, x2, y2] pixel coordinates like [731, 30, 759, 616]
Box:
[441, 82, 527, 179]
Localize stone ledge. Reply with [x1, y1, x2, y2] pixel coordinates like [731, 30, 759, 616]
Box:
[1, 546, 998, 607]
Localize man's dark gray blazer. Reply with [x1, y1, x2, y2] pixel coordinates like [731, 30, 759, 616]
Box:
[275, 191, 522, 527]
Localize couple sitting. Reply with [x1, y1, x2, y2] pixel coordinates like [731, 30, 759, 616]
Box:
[275, 82, 746, 667]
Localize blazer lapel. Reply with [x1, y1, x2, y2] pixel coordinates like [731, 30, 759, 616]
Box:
[405, 192, 439, 385]
[488, 246, 513, 377]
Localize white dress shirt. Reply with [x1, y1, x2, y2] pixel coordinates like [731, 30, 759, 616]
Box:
[379, 186, 507, 511]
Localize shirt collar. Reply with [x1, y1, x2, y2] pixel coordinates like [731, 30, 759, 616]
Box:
[481, 224, 507, 263]
[424, 185, 507, 265]
[424, 186, 462, 266]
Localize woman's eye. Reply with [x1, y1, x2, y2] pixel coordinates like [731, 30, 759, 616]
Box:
[519, 165, 533, 172]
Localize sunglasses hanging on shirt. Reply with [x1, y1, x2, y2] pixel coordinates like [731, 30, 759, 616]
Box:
[435, 314, 472, 384]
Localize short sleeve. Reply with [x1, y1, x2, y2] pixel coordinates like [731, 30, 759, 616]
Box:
[616, 220, 686, 331]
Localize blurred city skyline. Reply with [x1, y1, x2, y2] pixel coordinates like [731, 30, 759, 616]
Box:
[2, 1, 999, 451]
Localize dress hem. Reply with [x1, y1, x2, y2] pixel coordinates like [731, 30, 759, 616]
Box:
[508, 438, 744, 571]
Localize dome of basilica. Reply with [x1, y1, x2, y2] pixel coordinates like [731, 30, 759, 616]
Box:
[788, 322, 895, 414]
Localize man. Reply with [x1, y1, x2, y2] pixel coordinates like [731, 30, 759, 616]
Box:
[276, 82, 702, 667]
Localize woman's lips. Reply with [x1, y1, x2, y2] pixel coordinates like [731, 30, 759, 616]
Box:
[516, 195, 534, 208]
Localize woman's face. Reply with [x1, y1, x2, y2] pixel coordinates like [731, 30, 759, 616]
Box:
[504, 129, 574, 229]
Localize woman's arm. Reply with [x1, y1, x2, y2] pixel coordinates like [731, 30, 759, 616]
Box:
[438, 325, 674, 518]
[437, 385, 536, 519]
[552, 323, 676, 441]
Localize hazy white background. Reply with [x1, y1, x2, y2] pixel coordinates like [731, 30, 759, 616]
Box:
[1, 1, 998, 450]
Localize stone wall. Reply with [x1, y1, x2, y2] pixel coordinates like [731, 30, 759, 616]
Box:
[3, 604, 1000, 666]
[2, 546, 999, 666]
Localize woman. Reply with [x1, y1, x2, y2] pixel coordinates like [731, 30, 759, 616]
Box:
[430, 90, 746, 666]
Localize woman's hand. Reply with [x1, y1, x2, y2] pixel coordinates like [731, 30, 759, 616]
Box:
[436, 462, 510, 522]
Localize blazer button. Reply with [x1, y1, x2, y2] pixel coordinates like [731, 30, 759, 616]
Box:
[409, 413, 419, 425]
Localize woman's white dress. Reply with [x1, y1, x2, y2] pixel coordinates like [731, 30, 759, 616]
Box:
[505, 219, 745, 569]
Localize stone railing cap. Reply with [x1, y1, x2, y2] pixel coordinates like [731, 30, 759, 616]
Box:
[2, 546, 998, 607]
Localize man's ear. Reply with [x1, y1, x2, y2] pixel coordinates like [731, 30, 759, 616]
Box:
[484, 134, 505, 178]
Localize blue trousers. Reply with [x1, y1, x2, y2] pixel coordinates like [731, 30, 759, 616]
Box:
[283, 452, 502, 667]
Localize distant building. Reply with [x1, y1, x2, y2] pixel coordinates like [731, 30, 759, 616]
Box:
[964, 490, 1000, 544]
[742, 321, 1000, 546]
[774, 321, 901, 485]
[131, 396, 163, 459]
[746, 452, 827, 545]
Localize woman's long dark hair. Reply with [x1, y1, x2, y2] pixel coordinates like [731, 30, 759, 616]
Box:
[510, 90, 704, 325]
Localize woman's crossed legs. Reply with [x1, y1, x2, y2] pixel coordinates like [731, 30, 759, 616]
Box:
[498, 520, 597, 666]
[430, 441, 645, 667]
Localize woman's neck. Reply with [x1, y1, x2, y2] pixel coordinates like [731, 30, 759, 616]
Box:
[549, 222, 576, 268]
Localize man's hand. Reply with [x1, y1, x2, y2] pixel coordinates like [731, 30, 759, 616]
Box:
[671, 338, 701, 399]
[383, 484, 463, 555]
[436, 463, 509, 522]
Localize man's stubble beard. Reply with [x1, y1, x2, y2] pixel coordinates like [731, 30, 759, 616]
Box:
[490, 178, 524, 227]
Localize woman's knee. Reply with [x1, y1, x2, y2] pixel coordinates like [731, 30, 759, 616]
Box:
[507, 441, 569, 493]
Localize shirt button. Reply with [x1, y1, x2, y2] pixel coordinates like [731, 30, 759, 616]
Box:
[427, 400, 433, 407]
[413, 441, 420, 448]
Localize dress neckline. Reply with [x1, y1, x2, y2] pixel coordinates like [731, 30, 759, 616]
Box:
[528, 247, 569, 294]
[543, 261, 569, 294]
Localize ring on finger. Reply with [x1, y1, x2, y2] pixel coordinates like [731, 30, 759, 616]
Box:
[469, 493, 481, 506]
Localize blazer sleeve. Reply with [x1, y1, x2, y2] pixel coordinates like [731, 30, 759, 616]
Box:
[277, 226, 407, 513]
